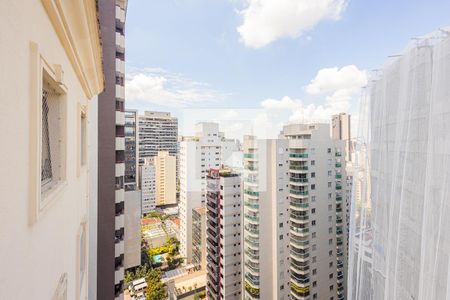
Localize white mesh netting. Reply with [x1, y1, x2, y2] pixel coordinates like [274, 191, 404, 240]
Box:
[349, 28, 450, 300]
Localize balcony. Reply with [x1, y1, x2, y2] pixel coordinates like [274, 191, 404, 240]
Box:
[115, 162, 125, 177]
[245, 237, 260, 248]
[245, 273, 260, 286]
[291, 235, 309, 248]
[244, 189, 259, 197]
[290, 249, 310, 261]
[245, 261, 260, 273]
[290, 225, 309, 236]
[290, 189, 309, 196]
[245, 165, 258, 171]
[290, 177, 308, 184]
[245, 201, 259, 209]
[291, 274, 310, 287]
[290, 165, 308, 171]
[290, 213, 309, 223]
[245, 249, 260, 261]
[115, 58, 125, 74]
[336, 196, 343, 202]
[335, 173, 342, 179]
[116, 84, 124, 100]
[289, 153, 308, 158]
[335, 162, 342, 168]
[244, 153, 258, 159]
[336, 184, 342, 190]
[245, 226, 259, 235]
[290, 200, 309, 210]
[245, 280, 260, 298]
[335, 152, 342, 157]
[245, 213, 259, 222]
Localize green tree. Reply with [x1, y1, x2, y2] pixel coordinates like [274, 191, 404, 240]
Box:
[146, 269, 167, 300]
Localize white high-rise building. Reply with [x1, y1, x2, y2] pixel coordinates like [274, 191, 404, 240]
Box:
[281, 123, 347, 300]
[241, 124, 348, 300]
[140, 160, 156, 214]
[205, 168, 242, 300]
[179, 122, 239, 263]
[242, 137, 291, 300]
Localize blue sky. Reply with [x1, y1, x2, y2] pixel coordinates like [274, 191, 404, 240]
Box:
[125, 0, 450, 138]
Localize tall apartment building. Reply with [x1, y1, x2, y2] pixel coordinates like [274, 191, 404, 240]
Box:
[125, 109, 139, 191]
[331, 113, 351, 162]
[192, 207, 207, 271]
[242, 137, 291, 300]
[154, 151, 177, 206]
[0, 1, 104, 299]
[350, 30, 450, 300]
[97, 1, 129, 299]
[280, 124, 347, 300]
[206, 168, 242, 300]
[140, 160, 156, 214]
[138, 111, 178, 163]
[179, 123, 240, 263]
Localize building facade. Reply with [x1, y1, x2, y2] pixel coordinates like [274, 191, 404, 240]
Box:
[192, 207, 207, 271]
[125, 109, 139, 191]
[138, 111, 178, 163]
[155, 151, 177, 206]
[179, 123, 240, 263]
[242, 137, 291, 300]
[97, 1, 128, 299]
[140, 160, 156, 214]
[0, 1, 103, 299]
[331, 113, 351, 162]
[281, 124, 347, 300]
[206, 168, 242, 300]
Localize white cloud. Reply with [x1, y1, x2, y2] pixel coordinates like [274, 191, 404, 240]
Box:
[125, 68, 223, 108]
[305, 65, 367, 95]
[261, 96, 300, 110]
[237, 0, 347, 48]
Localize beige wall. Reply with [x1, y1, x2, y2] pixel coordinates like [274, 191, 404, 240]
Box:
[0, 1, 102, 299]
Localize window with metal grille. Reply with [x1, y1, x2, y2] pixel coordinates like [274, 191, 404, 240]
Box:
[41, 88, 53, 187]
[41, 80, 63, 194]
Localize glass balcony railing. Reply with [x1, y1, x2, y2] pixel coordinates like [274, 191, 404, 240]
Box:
[290, 165, 308, 171]
[289, 153, 308, 158]
[290, 225, 309, 235]
[336, 152, 342, 157]
[245, 261, 260, 273]
[245, 201, 259, 209]
[245, 189, 259, 197]
[290, 189, 309, 196]
[336, 184, 342, 190]
[245, 237, 260, 247]
[335, 173, 342, 179]
[245, 214, 259, 222]
[336, 196, 343, 202]
[290, 201, 309, 209]
[245, 226, 259, 235]
[335, 162, 342, 168]
[290, 213, 309, 221]
[244, 153, 258, 159]
[246, 165, 258, 171]
[290, 177, 308, 183]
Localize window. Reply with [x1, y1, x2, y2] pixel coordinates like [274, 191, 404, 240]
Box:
[311, 160, 315, 166]
[312, 232, 316, 238]
[311, 184, 315, 190]
[312, 269, 317, 275]
[312, 220, 316, 226]
[328, 182, 332, 187]
[312, 208, 316, 214]
[328, 170, 332, 176]
[312, 256, 317, 263]
[40, 71, 66, 197]
[311, 172, 315, 178]
[311, 196, 316, 202]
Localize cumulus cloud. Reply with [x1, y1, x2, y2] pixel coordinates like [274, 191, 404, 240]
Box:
[125, 68, 223, 108]
[237, 0, 347, 48]
[259, 65, 367, 134]
[305, 65, 367, 95]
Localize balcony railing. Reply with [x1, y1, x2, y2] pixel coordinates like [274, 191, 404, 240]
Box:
[335, 173, 342, 179]
[245, 214, 259, 222]
[245, 201, 259, 209]
[290, 177, 308, 183]
[290, 201, 309, 209]
[289, 153, 308, 158]
[290, 165, 308, 171]
[335, 162, 342, 168]
[244, 189, 259, 197]
[244, 153, 258, 158]
[290, 189, 309, 196]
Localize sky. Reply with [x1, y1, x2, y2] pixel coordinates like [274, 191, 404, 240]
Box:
[124, 0, 450, 139]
